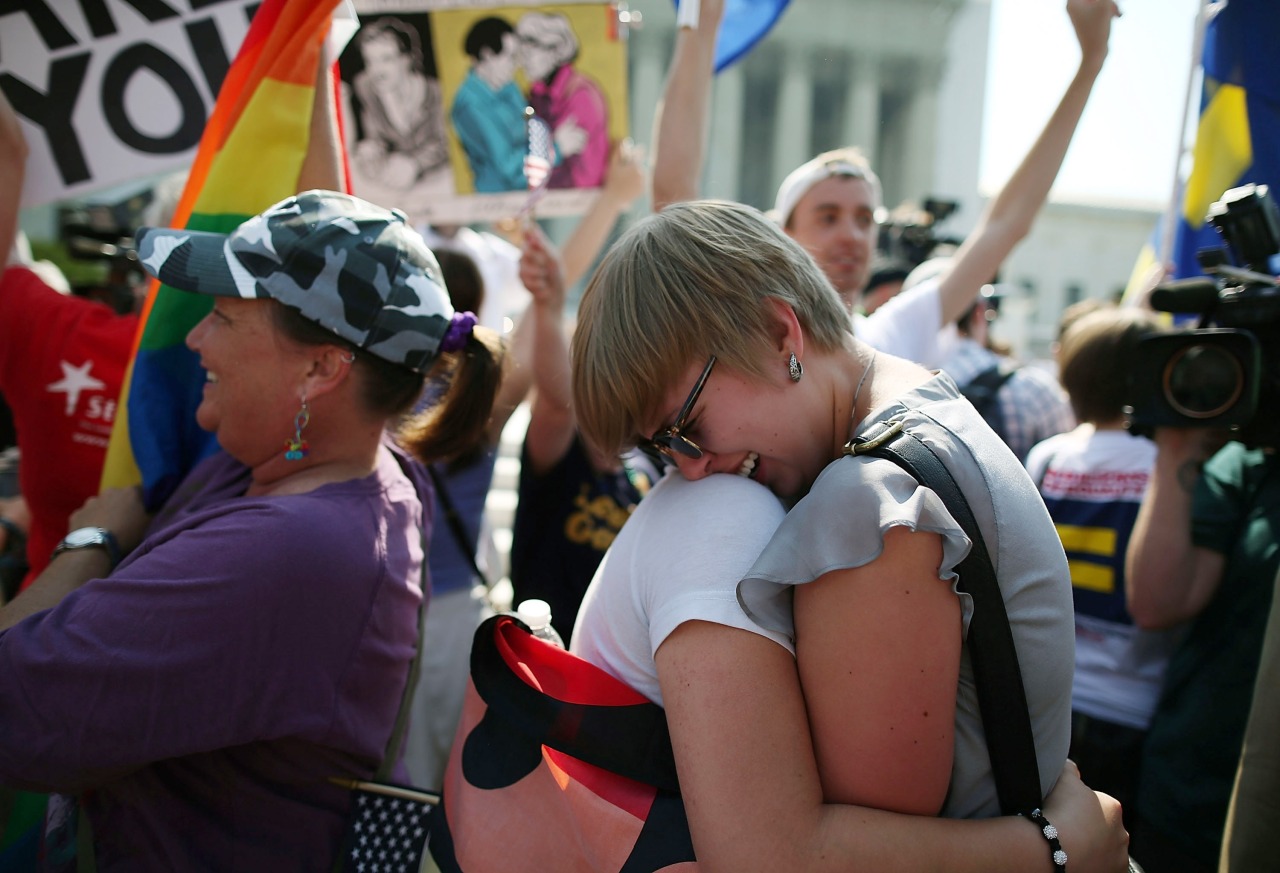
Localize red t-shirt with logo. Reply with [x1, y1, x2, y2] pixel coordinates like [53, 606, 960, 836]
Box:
[0, 266, 139, 586]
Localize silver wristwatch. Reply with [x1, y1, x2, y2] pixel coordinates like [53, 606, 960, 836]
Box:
[52, 527, 122, 570]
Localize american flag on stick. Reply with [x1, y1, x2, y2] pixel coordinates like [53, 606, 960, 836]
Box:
[331, 778, 439, 873]
[519, 107, 554, 217]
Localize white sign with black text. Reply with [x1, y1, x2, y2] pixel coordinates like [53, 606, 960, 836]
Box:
[1, 0, 259, 207]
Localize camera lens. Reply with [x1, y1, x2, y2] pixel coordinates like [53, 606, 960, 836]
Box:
[1163, 343, 1244, 419]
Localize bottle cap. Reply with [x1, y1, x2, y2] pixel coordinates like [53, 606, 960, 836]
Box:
[516, 598, 553, 630]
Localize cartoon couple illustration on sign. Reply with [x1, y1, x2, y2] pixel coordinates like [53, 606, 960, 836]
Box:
[452, 12, 608, 194]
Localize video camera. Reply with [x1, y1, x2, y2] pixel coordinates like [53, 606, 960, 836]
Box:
[58, 193, 149, 316]
[877, 196, 961, 269]
[1125, 183, 1280, 449]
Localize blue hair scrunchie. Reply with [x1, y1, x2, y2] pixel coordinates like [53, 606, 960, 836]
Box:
[441, 311, 478, 353]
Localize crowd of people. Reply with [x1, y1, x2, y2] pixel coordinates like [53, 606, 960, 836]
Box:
[1, 0, 1277, 870]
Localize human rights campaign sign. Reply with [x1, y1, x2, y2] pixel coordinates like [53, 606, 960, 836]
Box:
[1, 0, 260, 207]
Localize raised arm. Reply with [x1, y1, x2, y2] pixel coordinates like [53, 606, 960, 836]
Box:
[296, 33, 345, 193]
[514, 145, 646, 470]
[483, 313, 535, 447]
[935, 0, 1117, 324]
[516, 224, 575, 474]
[0, 87, 27, 266]
[560, 140, 646, 286]
[1125, 428, 1228, 629]
[650, 0, 724, 211]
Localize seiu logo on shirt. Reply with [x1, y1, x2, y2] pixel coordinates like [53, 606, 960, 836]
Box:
[46, 359, 115, 422]
[85, 395, 118, 423]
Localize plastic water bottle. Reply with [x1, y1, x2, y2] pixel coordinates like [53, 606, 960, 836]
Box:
[516, 599, 565, 648]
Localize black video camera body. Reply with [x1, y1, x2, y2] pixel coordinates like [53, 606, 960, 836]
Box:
[877, 197, 961, 269]
[1126, 184, 1280, 448]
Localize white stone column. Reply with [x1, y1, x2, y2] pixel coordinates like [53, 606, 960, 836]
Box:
[706, 63, 745, 201]
[772, 47, 814, 191]
[904, 63, 942, 202]
[844, 56, 881, 163]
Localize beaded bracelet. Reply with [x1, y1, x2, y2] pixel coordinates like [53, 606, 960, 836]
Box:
[1021, 808, 1068, 869]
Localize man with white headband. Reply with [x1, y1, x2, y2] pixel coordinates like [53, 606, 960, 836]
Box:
[652, 0, 1119, 368]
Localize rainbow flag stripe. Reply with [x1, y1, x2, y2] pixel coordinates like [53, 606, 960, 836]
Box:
[102, 0, 344, 506]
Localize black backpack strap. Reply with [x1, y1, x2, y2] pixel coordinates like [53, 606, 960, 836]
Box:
[425, 463, 491, 588]
[958, 361, 1018, 437]
[959, 360, 1019, 405]
[846, 418, 1042, 814]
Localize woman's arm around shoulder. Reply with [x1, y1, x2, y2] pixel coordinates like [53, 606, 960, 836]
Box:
[794, 525, 959, 814]
[655, 616, 1129, 872]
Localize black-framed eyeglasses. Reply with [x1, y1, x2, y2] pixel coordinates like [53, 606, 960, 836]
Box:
[641, 355, 716, 460]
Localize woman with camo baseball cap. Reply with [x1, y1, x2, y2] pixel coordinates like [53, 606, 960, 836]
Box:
[0, 189, 503, 868]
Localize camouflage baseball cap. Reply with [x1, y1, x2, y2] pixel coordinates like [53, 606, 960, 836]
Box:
[135, 190, 454, 374]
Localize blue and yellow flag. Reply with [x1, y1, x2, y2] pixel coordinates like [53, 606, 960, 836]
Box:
[1171, 0, 1280, 280]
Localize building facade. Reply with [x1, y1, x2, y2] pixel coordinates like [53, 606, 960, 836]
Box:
[623, 0, 1160, 358]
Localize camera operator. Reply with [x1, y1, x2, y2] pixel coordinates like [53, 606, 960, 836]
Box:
[1124, 410, 1279, 873]
[1123, 181, 1280, 872]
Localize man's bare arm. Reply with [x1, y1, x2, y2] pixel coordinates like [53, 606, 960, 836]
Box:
[935, 0, 1117, 324]
[650, 0, 724, 211]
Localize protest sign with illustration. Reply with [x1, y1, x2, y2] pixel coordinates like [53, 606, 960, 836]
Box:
[2, 0, 629, 223]
[344, 0, 629, 225]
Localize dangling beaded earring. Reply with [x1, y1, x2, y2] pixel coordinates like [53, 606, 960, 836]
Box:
[788, 352, 803, 383]
[284, 396, 310, 461]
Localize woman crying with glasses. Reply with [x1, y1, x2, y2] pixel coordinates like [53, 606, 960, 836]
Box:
[566, 199, 1131, 873]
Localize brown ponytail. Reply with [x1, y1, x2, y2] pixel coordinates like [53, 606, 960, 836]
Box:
[396, 325, 505, 464]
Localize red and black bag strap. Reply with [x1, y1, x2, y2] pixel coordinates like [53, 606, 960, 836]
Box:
[461, 614, 682, 793]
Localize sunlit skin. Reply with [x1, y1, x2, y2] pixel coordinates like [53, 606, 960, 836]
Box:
[786, 176, 879, 308]
[185, 297, 312, 468]
[644, 357, 840, 505]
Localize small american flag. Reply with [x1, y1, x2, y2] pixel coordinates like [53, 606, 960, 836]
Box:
[523, 109, 554, 193]
[334, 779, 438, 873]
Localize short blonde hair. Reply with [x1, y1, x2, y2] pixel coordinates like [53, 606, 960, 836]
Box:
[571, 199, 851, 455]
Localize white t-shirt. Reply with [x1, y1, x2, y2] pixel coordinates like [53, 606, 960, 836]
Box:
[571, 471, 791, 706]
[1025, 426, 1180, 730]
[855, 275, 946, 367]
[419, 226, 527, 332]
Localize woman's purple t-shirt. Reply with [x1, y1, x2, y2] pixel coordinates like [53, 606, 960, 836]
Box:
[0, 445, 430, 870]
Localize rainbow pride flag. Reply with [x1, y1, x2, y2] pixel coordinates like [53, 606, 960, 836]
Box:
[101, 0, 345, 507]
